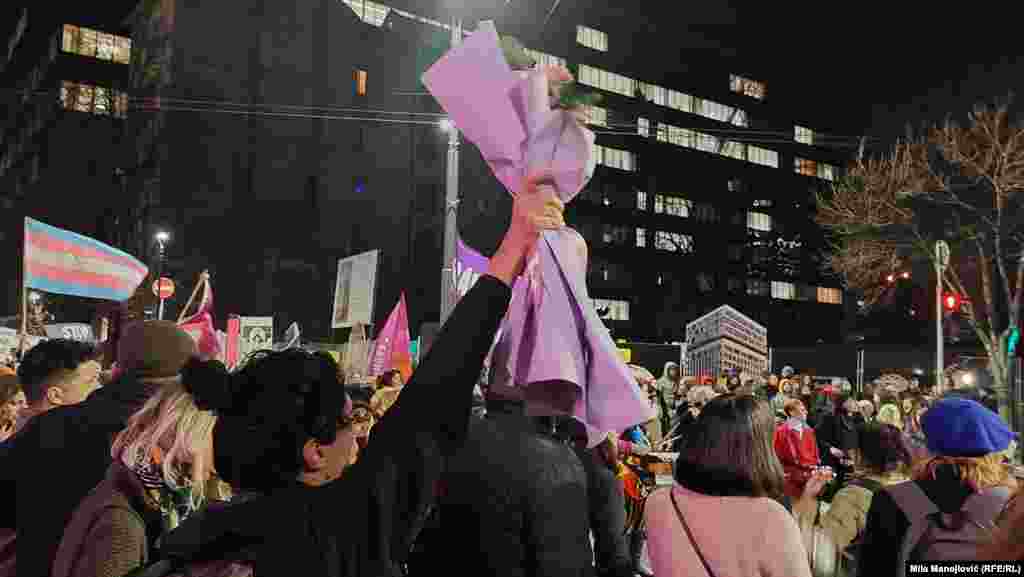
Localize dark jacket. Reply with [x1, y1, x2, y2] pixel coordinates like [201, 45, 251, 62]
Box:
[0, 373, 161, 577]
[857, 465, 978, 577]
[815, 412, 860, 465]
[576, 447, 631, 577]
[159, 275, 512, 577]
[432, 401, 594, 577]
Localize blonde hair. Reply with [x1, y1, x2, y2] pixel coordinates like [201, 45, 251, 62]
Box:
[877, 404, 903, 430]
[688, 385, 717, 407]
[111, 377, 218, 504]
[912, 453, 1017, 493]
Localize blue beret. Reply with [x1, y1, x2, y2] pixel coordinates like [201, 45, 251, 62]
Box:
[922, 397, 1017, 457]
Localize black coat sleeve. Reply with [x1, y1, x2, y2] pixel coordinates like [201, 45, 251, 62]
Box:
[369, 275, 512, 456]
[857, 489, 909, 577]
[524, 457, 594, 577]
[580, 450, 632, 577]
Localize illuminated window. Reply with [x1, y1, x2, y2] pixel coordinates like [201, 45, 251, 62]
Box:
[636, 191, 647, 210]
[638, 82, 667, 106]
[61, 81, 128, 119]
[578, 64, 635, 97]
[721, 140, 747, 161]
[657, 123, 695, 148]
[747, 211, 772, 232]
[747, 146, 779, 168]
[654, 194, 691, 217]
[730, 74, 767, 100]
[771, 281, 796, 300]
[637, 117, 649, 136]
[818, 162, 836, 181]
[795, 157, 817, 177]
[62, 24, 130, 63]
[595, 298, 630, 321]
[593, 144, 635, 171]
[524, 48, 566, 68]
[576, 25, 608, 52]
[341, 0, 391, 26]
[817, 287, 843, 304]
[635, 228, 647, 248]
[354, 69, 367, 96]
[795, 125, 814, 145]
[588, 105, 608, 127]
[668, 89, 692, 113]
[655, 231, 694, 253]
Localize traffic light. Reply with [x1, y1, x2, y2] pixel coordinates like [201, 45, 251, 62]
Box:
[943, 292, 961, 312]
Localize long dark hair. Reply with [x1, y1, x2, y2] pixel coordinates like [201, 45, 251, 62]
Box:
[674, 394, 785, 500]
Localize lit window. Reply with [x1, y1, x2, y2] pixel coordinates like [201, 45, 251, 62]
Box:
[593, 144, 635, 171]
[721, 141, 747, 161]
[636, 191, 647, 210]
[637, 117, 649, 136]
[354, 69, 367, 96]
[795, 125, 814, 145]
[341, 0, 391, 26]
[795, 157, 817, 177]
[588, 105, 608, 127]
[655, 231, 694, 253]
[62, 24, 131, 63]
[577, 64, 635, 97]
[524, 48, 566, 68]
[817, 287, 843, 304]
[730, 74, 767, 100]
[576, 25, 608, 52]
[667, 89, 692, 113]
[747, 145, 779, 168]
[772, 281, 796, 300]
[657, 123, 695, 148]
[818, 162, 836, 181]
[636, 228, 647, 248]
[654, 194, 691, 218]
[638, 82, 667, 106]
[747, 211, 772, 232]
[61, 80, 128, 119]
[595, 298, 630, 321]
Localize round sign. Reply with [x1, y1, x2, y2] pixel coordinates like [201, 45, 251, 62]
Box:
[152, 277, 175, 300]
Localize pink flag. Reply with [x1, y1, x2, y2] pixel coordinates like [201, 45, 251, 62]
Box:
[368, 293, 412, 383]
[179, 275, 220, 359]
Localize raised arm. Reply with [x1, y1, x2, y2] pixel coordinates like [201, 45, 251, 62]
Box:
[370, 169, 563, 454]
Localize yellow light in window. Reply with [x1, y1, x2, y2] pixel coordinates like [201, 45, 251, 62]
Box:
[354, 69, 367, 96]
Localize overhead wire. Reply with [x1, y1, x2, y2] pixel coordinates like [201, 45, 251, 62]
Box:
[6, 86, 873, 147]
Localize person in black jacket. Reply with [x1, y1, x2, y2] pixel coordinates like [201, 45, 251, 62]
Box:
[158, 169, 561, 577]
[0, 321, 198, 577]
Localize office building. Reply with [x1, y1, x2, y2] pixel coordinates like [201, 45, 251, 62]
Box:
[685, 305, 768, 380]
[0, 3, 137, 315]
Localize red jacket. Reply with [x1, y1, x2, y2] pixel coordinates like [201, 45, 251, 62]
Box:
[774, 419, 820, 498]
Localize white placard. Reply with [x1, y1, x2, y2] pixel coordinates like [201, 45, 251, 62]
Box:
[238, 317, 274, 363]
[331, 250, 379, 329]
[44, 323, 95, 342]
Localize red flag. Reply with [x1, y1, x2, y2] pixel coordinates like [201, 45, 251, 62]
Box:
[368, 293, 412, 383]
[179, 274, 220, 359]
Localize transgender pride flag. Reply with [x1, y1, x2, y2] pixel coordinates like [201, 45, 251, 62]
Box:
[23, 217, 149, 302]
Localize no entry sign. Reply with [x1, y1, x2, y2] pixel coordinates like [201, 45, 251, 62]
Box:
[153, 277, 175, 300]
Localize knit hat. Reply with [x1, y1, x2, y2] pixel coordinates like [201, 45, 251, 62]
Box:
[117, 321, 198, 380]
[921, 397, 1017, 457]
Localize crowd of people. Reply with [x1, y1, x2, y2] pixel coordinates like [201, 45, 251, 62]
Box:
[0, 173, 1022, 577]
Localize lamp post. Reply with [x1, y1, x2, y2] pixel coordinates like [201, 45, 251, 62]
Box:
[154, 230, 170, 320]
[438, 17, 463, 327]
[935, 240, 950, 394]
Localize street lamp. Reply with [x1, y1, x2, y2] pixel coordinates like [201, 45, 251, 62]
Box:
[153, 231, 171, 320]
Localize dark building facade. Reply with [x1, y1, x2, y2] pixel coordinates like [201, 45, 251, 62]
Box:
[0, 3, 137, 317]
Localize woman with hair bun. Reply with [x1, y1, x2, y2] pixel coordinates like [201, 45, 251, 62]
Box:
[52, 357, 231, 577]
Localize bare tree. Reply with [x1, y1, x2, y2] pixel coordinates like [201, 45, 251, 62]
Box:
[816, 102, 1024, 419]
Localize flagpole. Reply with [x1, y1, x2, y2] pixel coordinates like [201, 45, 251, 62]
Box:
[177, 270, 209, 324]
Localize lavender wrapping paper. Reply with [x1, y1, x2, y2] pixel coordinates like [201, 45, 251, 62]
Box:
[423, 21, 653, 447]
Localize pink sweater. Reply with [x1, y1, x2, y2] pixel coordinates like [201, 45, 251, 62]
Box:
[644, 485, 812, 577]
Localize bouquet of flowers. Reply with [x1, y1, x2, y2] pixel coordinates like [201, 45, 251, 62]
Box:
[423, 22, 653, 446]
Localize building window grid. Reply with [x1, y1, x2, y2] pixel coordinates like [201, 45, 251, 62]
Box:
[654, 231, 694, 253]
[595, 299, 629, 321]
[654, 194, 691, 218]
[771, 281, 797, 300]
[747, 211, 772, 232]
[593, 144, 635, 171]
[636, 227, 647, 248]
[61, 81, 128, 119]
[747, 145, 779, 168]
[524, 48, 567, 68]
[818, 162, 836, 181]
[578, 64, 636, 98]
[588, 105, 608, 127]
[817, 287, 843, 304]
[341, 0, 391, 26]
[636, 191, 647, 210]
[62, 24, 131, 64]
[637, 117, 650, 136]
[576, 25, 609, 52]
[795, 125, 814, 145]
[795, 157, 817, 177]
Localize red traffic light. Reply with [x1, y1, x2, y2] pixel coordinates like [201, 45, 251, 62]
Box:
[943, 292, 961, 312]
